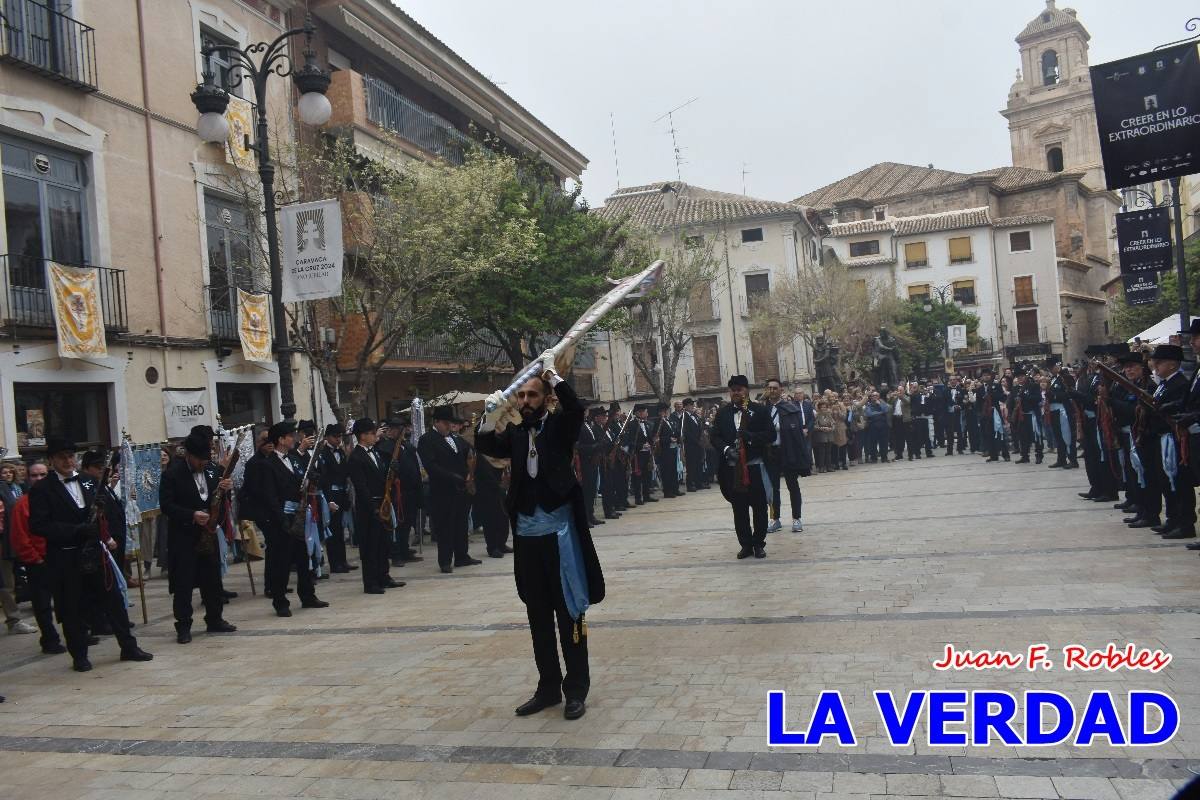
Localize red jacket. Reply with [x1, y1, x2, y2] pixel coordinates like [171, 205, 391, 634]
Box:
[8, 494, 45, 564]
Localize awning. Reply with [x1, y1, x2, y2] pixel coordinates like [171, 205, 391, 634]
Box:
[1127, 315, 1199, 345]
[426, 390, 490, 406]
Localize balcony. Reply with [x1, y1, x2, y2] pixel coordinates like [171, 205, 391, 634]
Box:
[688, 363, 727, 392]
[391, 333, 505, 368]
[0, 0, 97, 91]
[1, 254, 126, 331]
[1011, 288, 1040, 309]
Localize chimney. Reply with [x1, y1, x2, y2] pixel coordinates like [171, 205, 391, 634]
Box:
[660, 183, 678, 214]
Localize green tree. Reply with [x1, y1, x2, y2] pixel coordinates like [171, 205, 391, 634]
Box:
[894, 294, 980, 377]
[1110, 239, 1200, 341]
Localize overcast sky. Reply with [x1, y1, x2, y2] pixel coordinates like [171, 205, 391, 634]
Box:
[397, 1, 1195, 207]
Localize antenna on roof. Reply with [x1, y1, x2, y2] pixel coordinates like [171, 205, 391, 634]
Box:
[653, 97, 698, 182]
[741, 162, 751, 196]
[610, 112, 621, 189]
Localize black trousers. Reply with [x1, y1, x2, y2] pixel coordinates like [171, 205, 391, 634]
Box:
[264, 523, 316, 608]
[770, 468, 802, 521]
[1051, 407, 1078, 464]
[23, 562, 60, 649]
[354, 509, 388, 589]
[685, 446, 705, 490]
[729, 469, 768, 549]
[168, 532, 224, 628]
[514, 532, 589, 702]
[1081, 417, 1117, 497]
[430, 492, 471, 567]
[933, 411, 946, 447]
[890, 419, 907, 459]
[46, 547, 137, 661]
[909, 416, 932, 455]
[1016, 415, 1041, 459]
[1137, 440, 1163, 523]
[980, 411, 1008, 459]
[476, 489, 510, 552]
[632, 453, 654, 503]
[1154, 440, 1197, 531]
[582, 463, 601, 519]
[657, 451, 679, 497]
[944, 412, 963, 453]
[325, 508, 348, 569]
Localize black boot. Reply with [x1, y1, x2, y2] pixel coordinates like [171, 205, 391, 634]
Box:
[175, 622, 192, 645]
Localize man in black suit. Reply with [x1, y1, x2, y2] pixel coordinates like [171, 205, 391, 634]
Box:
[347, 418, 397, 593]
[418, 407, 480, 573]
[476, 352, 606, 721]
[1012, 369, 1042, 464]
[622, 405, 656, 505]
[391, 418, 425, 564]
[1145, 344, 1196, 538]
[944, 376, 966, 456]
[28, 437, 153, 672]
[681, 398, 706, 491]
[708, 375, 775, 559]
[576, 408, 607, 526]
[259, 422, 329, 616]
[606, 407, 630, 511]
[654, 403, 681, 499]
[317, 424, 354, 573]
[159, 430, 238, 643]
[1046, 356, 1079, 469]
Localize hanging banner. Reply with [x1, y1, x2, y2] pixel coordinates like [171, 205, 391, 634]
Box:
[225, 95, 256, 172]
[130, 443, 163, 516]
[1115, 208, 1173, 274]
[162, 389, 211, 439]
[946, 324, 968, 350]
[1122, 272, 1161, 307]
[280, 198, 344, 302]
[1091, 42, 1200, 190]
[237, 288, 273, 362]
[47, 261, 107, 359]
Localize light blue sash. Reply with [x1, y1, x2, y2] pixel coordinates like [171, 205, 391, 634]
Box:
[1050, 403, 1072, 446]
[1160, 433, 1179, 492]
[516, 505, 589, 621]
[1127, 428, 1146, 489]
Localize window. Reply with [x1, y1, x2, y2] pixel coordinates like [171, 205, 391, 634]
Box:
[689, 282, 715, 321]
[684, 234, 704, 249]
[1041, 50, 1060, 86]
[907, 284, 930, 303]
[741, 227, 763, 243]
[873, 206, 887, 221]
[948, 236, 973, 263]
[217, 383, 273, 427]
[632, 341, 657, 395]
[14, 383, 110, 452]
[204, 193, 264, 337]
[1009, 230, 1032, 252]
[750, 330, 778, 385]
[744, 273, 770, 312]
[1046, 145, 1064, 173]
[849, 239, 880, 258]
[1015, 309, 1040, 344]
[1013, 275, 1035, 306]
[200, 26, 241, 97]
[692, 335, 720, 389]
[953, 280, 976, 306]
[904, 241, 928, 267]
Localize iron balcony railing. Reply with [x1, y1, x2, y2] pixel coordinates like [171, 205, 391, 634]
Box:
[363, 75, 471, 166]
[204, 273, 268, 341]
[392, 333, 505, 366]
[0, 0, 97, 91]
[1, 254, 126, 330]
[688, 363, 727, 391]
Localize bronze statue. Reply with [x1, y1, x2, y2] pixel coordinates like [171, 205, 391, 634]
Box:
[872, 327, 900, 388]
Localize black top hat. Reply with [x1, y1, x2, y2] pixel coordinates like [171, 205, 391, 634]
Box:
[384, 416, 405, 427]
[44, 436, 76, 456]
[189, 425, 215, 440]
[324, 424, 343, 438]
[1117, 352, 1146, 366]
[1189, 318, 1200, 337]
[296, 419, 317, 434]
[1013, 367, 1027, 377]
[588, 407, 607, 419]
[184, 432, 210, 458]
[80, 449, 108, 469]
[727, 374, 749, 388]
[608, 401, 621, 413]
[268, 421, 296, 443]
[1043, 355, 1062, 367]
[1150, 343, 1184, 362]
[351, 418, 377, 436]
[682, 397, 695, 407]
[656, 402, 670, 412]
[430, 406, 462, 423]
[632, 404, 646, 414]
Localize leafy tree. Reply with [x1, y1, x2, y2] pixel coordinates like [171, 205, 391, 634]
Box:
[894, 294, 980, 377]
[426, 159, 631, 371]
[1110, 239, 1200, 341]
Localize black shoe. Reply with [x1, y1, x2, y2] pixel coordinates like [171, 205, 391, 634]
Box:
[1079, 492, 1096, 500]
[515, 695, 562, 716]
[1035, 455, 1043, 464]
[455, 557, 482, 567]
[1128, 519, 1159, 529]
[736, 547, 752, 560]
[1115, 502, 1135, 510]
[364, 586, 385, 594]
[41, 642, 67, 655]
[120, 647, 154, 662]
[86, 635, 101, 646]
[206, 620, 237, 633]
[386, 579, 407, 588]
[1093, 495, 1119, 502]
[564, 699, 586, 720]
[605, 513, 620, 520]
[986, 456, 999, 462]
[331, 565, 350, 574]
[1123, 515, 1144, 524]
[1185, 542, 1200, 550]
[221, 590, 238, 599]
[645, 497, 658, 502]
[301, 599, 330, 609]
[1016, 457, 1030, 464]
[1163, 529, 1197, 539]
[175, 623, 192, 644]
[1049, 461, 1064, 468]
[487, 549, 503, 558]
[589, 519, 604, 526]
[440, 565, 453, 574]
[347, 564, 361, 570]
[275, 606, 292, 617]
[72, 658, 93, 672]
[1066, 461, 1079, 469]
[945, 451, 953, 457]
[1151, 524, 1176, 535]
[753, 547, 766, 559]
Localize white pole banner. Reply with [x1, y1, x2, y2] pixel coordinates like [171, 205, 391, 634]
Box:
[947, 324, 968, 351]
[162, 389, 211, 439]
[280, 198, 343, 302]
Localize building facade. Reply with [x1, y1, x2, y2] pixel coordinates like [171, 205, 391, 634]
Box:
[597, 182, 823, 402]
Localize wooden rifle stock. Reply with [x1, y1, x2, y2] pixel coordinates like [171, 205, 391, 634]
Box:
[1094, 361, 1189, 464]
[198, 430, 247, 555]
[288, 441, 325, 540]
[378, 431, 405, 523]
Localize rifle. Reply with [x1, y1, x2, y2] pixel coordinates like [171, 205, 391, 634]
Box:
[198, 429, 247, 556]
[378, 430, 405, 523]
[1094, 360, 1190, 465]
[288, 441, 325, 540]
[87, 448, 120, 527]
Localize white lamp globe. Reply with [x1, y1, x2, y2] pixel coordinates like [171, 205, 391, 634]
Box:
[197, 111, 230, 144]
[298, 91, 332, 126]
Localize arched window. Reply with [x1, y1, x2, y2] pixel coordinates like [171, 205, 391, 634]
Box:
[1046, 146, 1064, 173]
[1041, 50, 1060, 86]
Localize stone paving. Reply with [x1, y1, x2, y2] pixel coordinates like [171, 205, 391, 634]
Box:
[0, 454, 1197, 798]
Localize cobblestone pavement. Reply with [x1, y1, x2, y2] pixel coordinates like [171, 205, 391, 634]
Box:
[0, 454, 1197, 799]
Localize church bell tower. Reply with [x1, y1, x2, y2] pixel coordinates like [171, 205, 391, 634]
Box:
[1001, 0, 1106, 190]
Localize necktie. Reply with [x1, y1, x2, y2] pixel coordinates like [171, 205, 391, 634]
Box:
[63, 474, 81, 483]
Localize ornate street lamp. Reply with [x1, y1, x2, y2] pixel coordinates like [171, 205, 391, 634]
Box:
[190, 15, 331, 420]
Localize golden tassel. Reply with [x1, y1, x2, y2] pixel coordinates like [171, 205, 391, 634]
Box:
[572, 621, 580, 644]
[581, 616, 588, 638]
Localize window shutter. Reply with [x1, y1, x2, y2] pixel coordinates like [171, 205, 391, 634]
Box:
[692, 335, 720, 389]
[1014, 276, 1034, 306]
[904, 241, 927, 266]
[948, 237, 972, 263]
[689, 284, 713, 321]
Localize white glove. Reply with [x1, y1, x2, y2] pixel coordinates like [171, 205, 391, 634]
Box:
[479, 390, 507, 433]
[539, 348, 558, 378]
